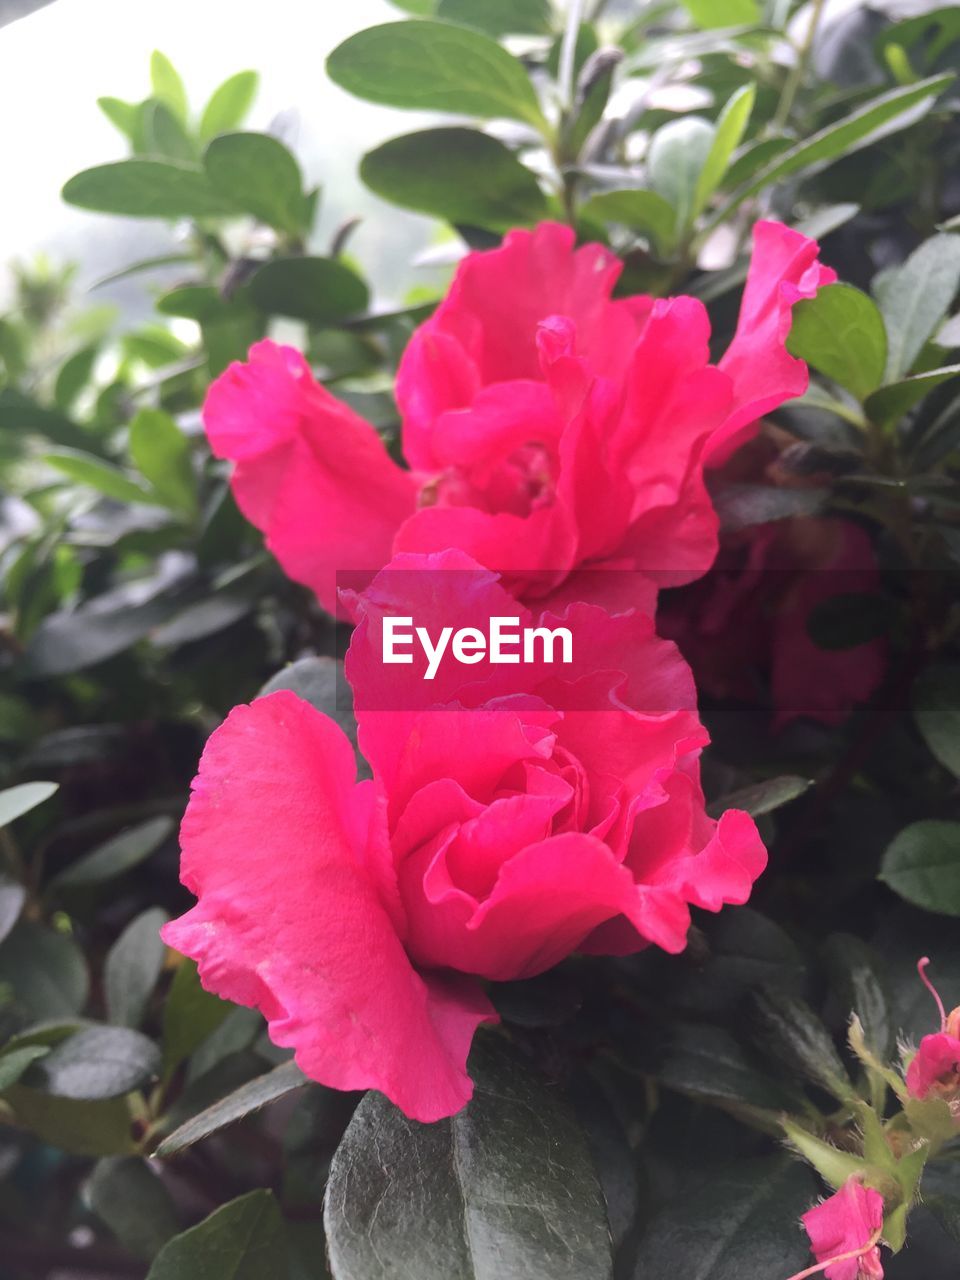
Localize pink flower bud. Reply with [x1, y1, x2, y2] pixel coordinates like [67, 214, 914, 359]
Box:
[905, 957, 960, 1106]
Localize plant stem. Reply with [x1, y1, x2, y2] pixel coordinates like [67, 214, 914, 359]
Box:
[773, 0, 828, 132]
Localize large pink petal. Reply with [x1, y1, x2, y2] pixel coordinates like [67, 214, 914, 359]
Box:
[161, 691, 495, 1122]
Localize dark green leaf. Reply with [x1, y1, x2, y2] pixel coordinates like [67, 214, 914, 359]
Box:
[786, 284, 888, 401]
[0, 921, 89, 1020]
[865, 364, 960, 426]
[0, 780, 58, 827]
[45, 449, 163, 505]
[821, 934, 892, 1059]
[579, 189, 677, 255]
[52, 816, 174, 890]
[913, 665, 960, 778]
[63, 159, 240, 219]
[435, 0, 552, 35]
[162, 959, 231, 1075]
[361, 128, 547, 232]
[150, 51, 188, 121]
[880, 820, 960, 915]
[87, 1157, 181, 1261]
[204, 133, 309, 235]
[146, 1191, 288, 1280]
[129, 408, 196, 515]
[693, 83, 755, 217]
[249, 257, 369, 323]
[28, 1025, 161, 1099]
[23, 590, 188, 678]
[3, 1085, 137, 1156]
[326, 21, 547, 129]
[648, 116, 715, 231]
[106, 907, 169, 1029]
[876, 234, 960, 380]
[750, 988, 853, 1100]
[155, 1060, 307, 1157]
[199, 71, 259, 142]
[650, 1023, 795, 1114]
[680, 0, 759, 26]
[0, 1045, 50, 1091]
[325, 1037, 612, 1280]
[707, 775, 811, 819]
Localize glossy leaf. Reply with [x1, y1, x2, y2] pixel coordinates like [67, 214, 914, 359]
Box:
[648, 116, 715, 231]
[106, 907, 169, 1029]
[62, 160, 239, 219]
[865, 364, 960, 425]
[880, 820, 960, 915]
[0, 780, 58, 827]
[787, 283, 888, 401]
[51, 816, 174, 890]
[146, 1190, 288, 1280]
[693, 83, 755, 218]
[155, 1060, 308, 1157]
[28, 1025, 161, 1100]
[875, 234, 960, 380]
[204, 132, 309, 235]
[707, 775, 811, 819]
[0, 875, 26, 945]
[162, 959, 231, 1076]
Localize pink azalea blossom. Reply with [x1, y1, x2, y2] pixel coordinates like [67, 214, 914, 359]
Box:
[905, 957, 960, 1103]
[798, 1178, 884, 1280]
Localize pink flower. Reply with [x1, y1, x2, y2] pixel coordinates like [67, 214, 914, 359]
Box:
[905, 957, 960, 1103]
[203, 221, 833, 612]
[162, 551, 766, 1120]
[800, 1178, 884, 1280]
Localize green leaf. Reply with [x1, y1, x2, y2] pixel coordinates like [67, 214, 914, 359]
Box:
[714, 483, 827, 530]
[681, 0, 759, 26]
[751, 988, 854, 1101]
[325, 1037, 612, 1280]
[435, 0, 552, 35]
[880, 820, 960, 915]
[98, 96, 140, 139]
[51, 816, 174, 891]
[45, 448, 164, 505]
[249, 257, 369, 323]
[106, 907, 169, 1029]
[63, 160, 239, 220]
[781, 1120, 869, 1191]
[147, 1191, 287, 1280]
[150, 51, 188, 122]
[28, 1025, 161, 1100]
[822, 933, 893, 1060]
[199, 71, 259, 142]
[23, 590, 188, 678]
[155, 1060, 307, 1157]
[707, 775, 811, 819]
[579, 189, 677, 255]
[0, 922, 89, 1020]
[259, 656, 356, 742]
[326, 21, 547, 130]
[693, 83, 756, 218]
[650, 1023, 795, 1114]
[913, 665, 960, 778]
[129, 408, 196, 515]
[360, 128, 547, 232]
[54, 344, 99, 411]
[0, 780, 58, 827]
[875, 234, 960, 380]
[0, 1045, 50, 1091]
[162, 959, 231, 1076]
[204, 132, 308, 235]
[648, 116, 715, 232]
[3, 1085, 137, 1156]
[786, 284, 888, 401]
[87, 1157, 181, 1261]
[864, 364, 960, 426]
[0, 875, 26, 945]
[632, 1156, 816, 1278]
[141, 100, 197, 164]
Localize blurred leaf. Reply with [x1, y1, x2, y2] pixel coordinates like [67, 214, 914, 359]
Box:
[326, 21, 547, 129]
[150, 51, 188, 122]
[45, 449, 164, 505]
[913, 665, 960, 778]
[325, 1037, 612, 1280]
[204, 132, 309, 235]
[249, 257, 369, 323]
[52, 816, 174, 891]
[98, 95, 140, 139]
[880, 820, 960, 915]
[787, 284, 888, 401]
[0, 876, 26, 945]
[146, 1190, 287, 1280]
[579, 189, 677, 254]
[707, 775, 811, 819]
[632, 1157, 816, 1279]
[435, 0, 552, 35]
[865, 364, 960, 425]
[3, 1085, 137, 1156]
[63, 160, 239, 219]
[361, 128, 548, 232]
[693, 82, 755, 218]
[875, 234, 960, 381]
[106, 907, 169, 1029]
[0, 780, 58, 827]
[23, 589, 188, 678]
[54, 344, 99, 411]
[155, 1059, 307, 1157]
[129, 408, 197, 515]
[648, 116, 715, 232]
[259, 656, 359, 756]
[681, 0, 759, 26]
[0, 922, 89, 1020]
[714, 484, 827, 530]
[141, 100, 197, 164]
[162, 959, 231, 1076]
[28, 1025, 161, 1100]
[87, 1157, 181, 1261]
[199, 70, 259, 142]
[0, 1045, 49, 1090]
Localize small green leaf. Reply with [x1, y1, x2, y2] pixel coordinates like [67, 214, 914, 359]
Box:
[913, 665, 960, 778]
[146, 1191, 287, 1280]
[875, 235, 960, 380]
[52, 816, 174, 891]
[0, 875, 26, 945]
[579, 189, 677, 254]
[880, 820, 960, 915]
[435, 0, 552, 35]
[822, 933, 893, 1060]
[45, 449, 164, 505]
[155, 1060, 307, 1157]
[361, 128, 547, 232]
[140, 100, 197, 164]
[150, 51, 188, 121]
[29, 1026, 161, 1100]
[249, 257, 369, 323]
[162, 959, 231, 1076]
[54, 344, 99, 411]
[0, 780, 58, 827]
[87, 1157, 181, 1261]
[129, 408, 196, 515]
[787, 283, 888, 401]
[98, 96, 140, 139]
[681, 0, 759, 26]
[707, 775, 811, 819]
[693, 83, 756, 217]
[199, 71, 259, 142]
[751, 988, 854, 1101]
[63, 160, 239, 220]
[327, 21, 547, 130]
[782, 1120, 869, 1191]
[0, 922, 89, 1020]
[204, 132, 308, 235]
[0, 1045, 50, 1091]
[648, 116, 715, 232]
[106, 907, 169, 1029]
[865, 364, 960, 425]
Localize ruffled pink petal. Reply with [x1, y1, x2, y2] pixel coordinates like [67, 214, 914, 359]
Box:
[905, 1032, 960, 1099]
[203, 340, 417, 613]
[161, 691, 495, 1122]
[802, 1178, 884, 1280]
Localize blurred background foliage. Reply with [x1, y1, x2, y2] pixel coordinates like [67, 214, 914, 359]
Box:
[0, 0, 959, 1276]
